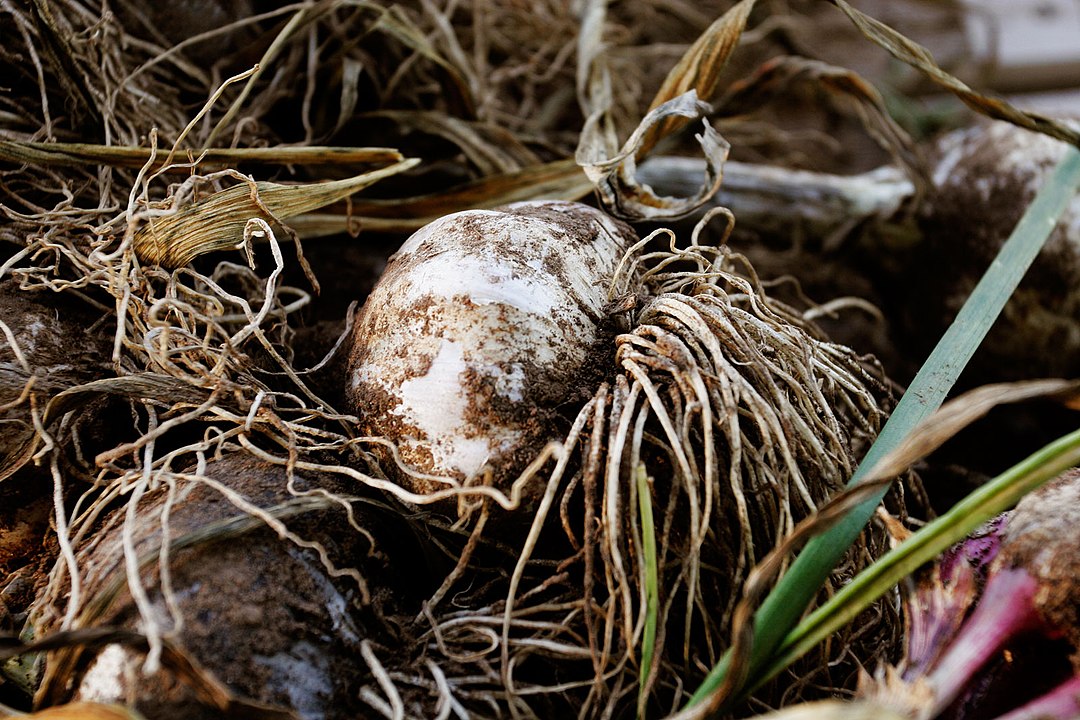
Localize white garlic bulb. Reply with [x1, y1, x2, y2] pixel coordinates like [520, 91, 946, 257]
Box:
[346, 201, 637, 496]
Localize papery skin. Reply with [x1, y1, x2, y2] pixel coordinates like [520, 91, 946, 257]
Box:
[346, 201, 638, 495]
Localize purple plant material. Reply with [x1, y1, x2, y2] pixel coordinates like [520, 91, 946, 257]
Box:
[902, 515, 1006, 680]
[992, 674, 1080, 720]
[864, 470, 1080, 719]
[925, 468, 1080, 716]
[936, 515, 1004, 583]
[926, 567, 1044, 714]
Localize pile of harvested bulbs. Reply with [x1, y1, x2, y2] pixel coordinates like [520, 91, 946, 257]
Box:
[4, 1, 1080, 719]
[2, 196, 897, 718]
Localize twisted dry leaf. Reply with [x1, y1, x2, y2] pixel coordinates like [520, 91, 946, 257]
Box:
[576, 90, 730, 220]
[574, 0, 752, 221]
[133, 158, 419, 268]
[636, 0, 755, 160]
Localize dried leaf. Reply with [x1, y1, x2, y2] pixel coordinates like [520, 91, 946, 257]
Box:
[575, 0, 612, 129]
[827, 0, 1080, 147]
[289, 158, 593, 235]
[576, 91, 730, 220]
[132, 158, 419, 267]
[0, 141, 404, 171]
[334, 57, 366, 136]
[575, 0, 748, 220]
[637, 0, 756, 159]
[363, 110, 538, 175]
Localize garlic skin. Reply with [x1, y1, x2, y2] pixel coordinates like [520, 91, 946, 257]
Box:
[346, 201, 637, 495]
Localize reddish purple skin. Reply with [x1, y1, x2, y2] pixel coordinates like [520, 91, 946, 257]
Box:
[927, 568, 1043, 711]
[875, 471, 1080, 719]
[993, 675, 1080, 720]
[903, 515, 1005, 679]
[921, 470, 1080, 718]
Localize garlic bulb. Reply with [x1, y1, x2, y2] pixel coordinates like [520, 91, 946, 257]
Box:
[346, 201, 637, 496]
[912, 121, 1080, 381]
[38, 454, 399, 720]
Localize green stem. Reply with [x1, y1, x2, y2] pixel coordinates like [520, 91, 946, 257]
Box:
[637, 464, 660, 717]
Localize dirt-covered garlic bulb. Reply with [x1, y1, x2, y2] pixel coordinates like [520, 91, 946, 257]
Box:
[35, 454, 412, 720]
[346, 201, 637, 498]
[336, 201, 897, 714]
[906, 120, 1080, 381]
